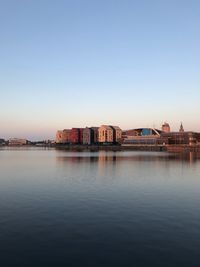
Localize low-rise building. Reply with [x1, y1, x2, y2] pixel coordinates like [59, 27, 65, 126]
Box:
[9, 138, 27, 146]
[123, 128, 200, 146]
[122, 128, 162, 145]
[161, 131, 200, 145]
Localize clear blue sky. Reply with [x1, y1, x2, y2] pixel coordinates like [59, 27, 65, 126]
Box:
[0, 0, 200, 140]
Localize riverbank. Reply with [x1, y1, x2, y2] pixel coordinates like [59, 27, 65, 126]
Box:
[53, 144, 200, 152]
[2, 144, 200, 153]
[52, 144, 166, 152]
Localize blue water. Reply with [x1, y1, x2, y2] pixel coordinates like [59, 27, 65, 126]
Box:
[0, 148, 200, 266]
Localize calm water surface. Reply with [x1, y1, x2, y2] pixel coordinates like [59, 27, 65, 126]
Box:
[0, 148, 200, 266]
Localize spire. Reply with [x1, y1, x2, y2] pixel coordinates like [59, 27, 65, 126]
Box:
[179, 122, 184, 132]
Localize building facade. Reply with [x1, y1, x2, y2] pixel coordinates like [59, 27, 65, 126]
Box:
[9, 138, 27, 146]
[82, 127, 100, 145]
[83, 127, 91, 145]
[79, 128, 84, 144]
[56, 129, 71, 144]
[161, 132, 200, 145]
[69, 128, 84, 144]
[91, 127, 99, 144]
[122, 128, 162, 145]
[70, 128, 80, 144]
[98, 125, 113, 143]
[110, 126, 122, 143]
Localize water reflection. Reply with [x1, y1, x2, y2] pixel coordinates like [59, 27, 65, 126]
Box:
[55, 151, 200, 180]
[1, 149, 200, 266]
[56, 151, 200, 164]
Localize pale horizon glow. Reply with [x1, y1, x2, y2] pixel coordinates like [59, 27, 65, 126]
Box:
[0, 0, 200, 140]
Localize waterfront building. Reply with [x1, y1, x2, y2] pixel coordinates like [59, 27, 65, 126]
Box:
[91, 127, 99, 144]
[160, 131, 200, 145]
[9, 138, 27, 146]
[123, 128, 162, 145]
[56, 129, 71, 144]
[70, 128, 80, 144]
[162, 122, 170, 133]
[56, 130, 64, 143]
[98, 125, 113, 143]
[83, 127, 92, 145]
[69, 128, 84, 144]
[110, 126, 122, 143]
[79, 128, 84, 144]
[83, 127, 100, 145]
[123, 127, 200, 146]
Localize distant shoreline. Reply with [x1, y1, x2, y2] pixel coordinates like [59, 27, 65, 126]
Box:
[2, 144, 200, 153]
[53, 144, 166, 152]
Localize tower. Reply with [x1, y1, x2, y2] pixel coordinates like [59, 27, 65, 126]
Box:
[162, 122, 170, 133]
[179, 122, 184, 132]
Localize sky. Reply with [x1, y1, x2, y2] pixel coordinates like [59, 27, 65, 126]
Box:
[0, 0, 200, 140]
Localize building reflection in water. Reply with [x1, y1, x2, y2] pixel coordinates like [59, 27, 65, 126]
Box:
[56, 151, 200, 166]
[55, 151, 200, 185]
[97, 151, 117, 177]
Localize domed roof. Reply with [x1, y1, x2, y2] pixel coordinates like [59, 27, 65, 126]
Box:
[162, 122, 170, 127]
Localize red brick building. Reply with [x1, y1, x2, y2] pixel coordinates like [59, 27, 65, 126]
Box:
[70, 128, 79, 144]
